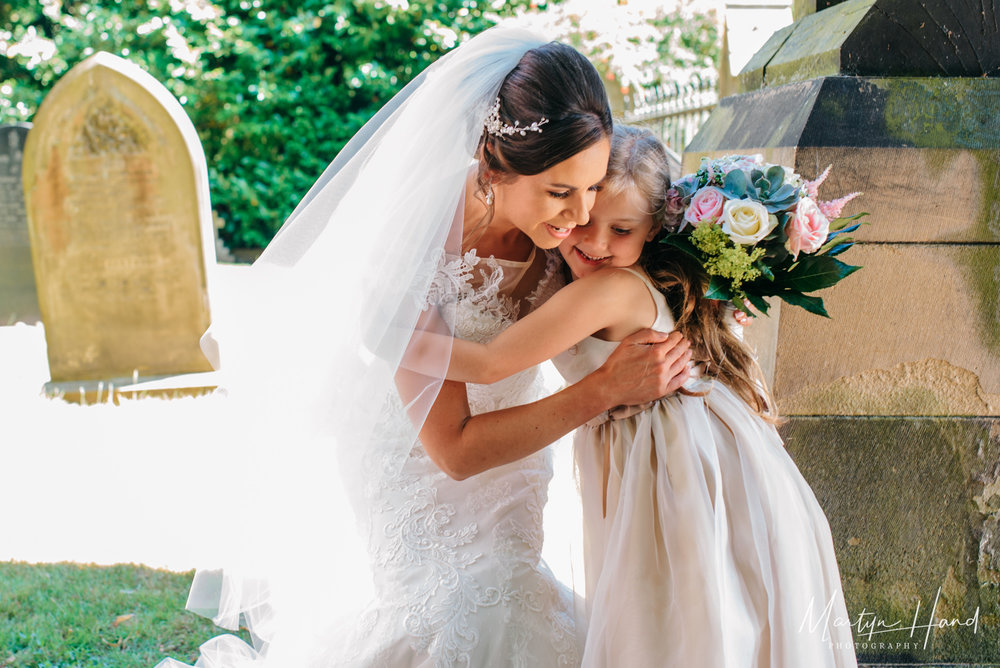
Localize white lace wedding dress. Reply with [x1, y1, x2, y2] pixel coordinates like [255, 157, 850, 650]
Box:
[157, 248, 579, 668]
[324, 247, 580, 667]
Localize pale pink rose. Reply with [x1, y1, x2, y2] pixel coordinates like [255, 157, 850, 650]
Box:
[683, 186, 726, 227]
[785, 197, 830, 259]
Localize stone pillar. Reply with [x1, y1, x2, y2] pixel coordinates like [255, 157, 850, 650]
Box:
[686, 0, 1000, 662]
[23, 52, 217, 402]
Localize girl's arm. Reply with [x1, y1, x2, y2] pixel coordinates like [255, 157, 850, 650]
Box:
[446, 268, 656, 385]
[415, 328, 692, 479]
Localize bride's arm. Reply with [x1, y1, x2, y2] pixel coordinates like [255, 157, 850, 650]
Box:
[416, 328, 691, 480]
[444, 269, 652, 384]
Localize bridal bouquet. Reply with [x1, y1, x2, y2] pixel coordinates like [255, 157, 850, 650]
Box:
[660, 154, 864, 318]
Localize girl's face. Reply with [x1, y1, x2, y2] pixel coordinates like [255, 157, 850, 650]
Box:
[559, 185, 658, 279]
[493, 139, 611, 249]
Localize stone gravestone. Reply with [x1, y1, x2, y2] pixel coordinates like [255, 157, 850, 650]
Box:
[0, 123, 40, 324]
[22, 52, 216, 401]
[687, 0, 1000, 662]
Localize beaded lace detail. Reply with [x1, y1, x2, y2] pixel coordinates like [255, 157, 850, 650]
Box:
[353, 249, 578, 667]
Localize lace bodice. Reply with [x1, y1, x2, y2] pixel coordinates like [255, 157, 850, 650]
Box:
[349, 248, 578, 667]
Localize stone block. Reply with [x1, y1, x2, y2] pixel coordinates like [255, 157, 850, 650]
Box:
[686, 77, 1000, 243]
[0, 123, 39, 324]
[782, 416, 1000, 663]
[742, 0, 1000, 91]
[23, 52, 216, 383]
[773, 243, 1000, 415]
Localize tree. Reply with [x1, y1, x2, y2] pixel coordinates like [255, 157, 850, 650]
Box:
[1, 0, 718, 249]
[1, 0, 533, 248]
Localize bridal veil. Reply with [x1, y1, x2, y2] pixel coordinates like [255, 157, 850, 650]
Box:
[174, 26, 551, 665]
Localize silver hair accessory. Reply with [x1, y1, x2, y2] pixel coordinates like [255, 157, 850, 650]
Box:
[484, 97, 549, 139]
[485, 182, 494, 206]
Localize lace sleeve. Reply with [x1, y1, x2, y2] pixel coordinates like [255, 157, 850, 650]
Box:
[525, 249, 566, 313]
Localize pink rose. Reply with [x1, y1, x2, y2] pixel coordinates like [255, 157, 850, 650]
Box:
[784, 197, 830, 259]
[683, 186, 726, 227]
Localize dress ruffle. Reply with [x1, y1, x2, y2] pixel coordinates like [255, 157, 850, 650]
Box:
[576, 381, 857, 668]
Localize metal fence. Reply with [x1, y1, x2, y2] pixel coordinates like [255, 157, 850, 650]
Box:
[623, 72, 718, 161]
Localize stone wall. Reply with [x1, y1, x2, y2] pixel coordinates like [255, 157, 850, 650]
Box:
[685, 0, 1000, 662]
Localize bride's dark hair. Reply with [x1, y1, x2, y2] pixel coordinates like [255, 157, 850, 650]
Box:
[475, 41, 612, 187]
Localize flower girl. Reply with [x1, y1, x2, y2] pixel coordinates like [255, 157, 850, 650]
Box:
[440, 125, 859, 667]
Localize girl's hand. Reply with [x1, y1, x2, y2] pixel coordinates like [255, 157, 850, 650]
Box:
[732, 299, 755, 327]
[593, 329, 692, 407]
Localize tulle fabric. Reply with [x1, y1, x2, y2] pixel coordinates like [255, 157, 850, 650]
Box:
[157, 26, 553, 667]
[576, 383, 857, 667]
[552, 268, 856, 667]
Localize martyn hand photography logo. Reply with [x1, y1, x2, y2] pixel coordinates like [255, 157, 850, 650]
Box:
[800, 588, 981, 651]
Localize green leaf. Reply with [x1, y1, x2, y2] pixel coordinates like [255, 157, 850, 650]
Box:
[780, 255, 861, 292]
[755, 260, 775, 281]
[744, 291, 770, 315]
[778, 291, 830, 318]
[826, 243, 856, 257]
[829, 212, 868, 232]
[762, 183, 799, 212]
[763, 242, 791, 266]
[659, 234, 702, 261]
[765, 164, 785, 189]
[704, 275, 733, 300]
[818, 235, 853, 255]
[721, 169, 748, 198]
[826, 222, 863, 242]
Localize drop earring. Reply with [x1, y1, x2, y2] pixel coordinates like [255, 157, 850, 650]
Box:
[485, 183, 494, 206]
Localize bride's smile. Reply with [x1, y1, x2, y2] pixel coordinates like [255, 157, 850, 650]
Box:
[489, 138, 611, 250]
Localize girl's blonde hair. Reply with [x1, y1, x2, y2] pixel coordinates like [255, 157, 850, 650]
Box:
[608, 125, 780, 423]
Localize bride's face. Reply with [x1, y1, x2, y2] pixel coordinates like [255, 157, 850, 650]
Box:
[493, 139, 611, 249]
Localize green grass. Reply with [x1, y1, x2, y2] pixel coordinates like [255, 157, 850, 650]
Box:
[0, 561, 252, 667]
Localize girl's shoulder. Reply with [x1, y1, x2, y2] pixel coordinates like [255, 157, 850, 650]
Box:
[575, 265, 656, 296]
[570, 266, 661, 339]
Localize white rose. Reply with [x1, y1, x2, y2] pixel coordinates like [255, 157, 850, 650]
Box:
[720, 199, 778, 245]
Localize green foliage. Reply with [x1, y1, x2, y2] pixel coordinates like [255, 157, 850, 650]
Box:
[0, 561, 250, 666]
[649, 7, 717, 76]
[0, 0, 530, 248]
[688, 222, 764, 292]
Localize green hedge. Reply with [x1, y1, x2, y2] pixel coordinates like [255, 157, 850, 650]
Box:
[0, 0, 532, 249]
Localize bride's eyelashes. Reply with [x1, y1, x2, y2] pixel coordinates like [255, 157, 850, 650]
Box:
[548, 184, 602, 199]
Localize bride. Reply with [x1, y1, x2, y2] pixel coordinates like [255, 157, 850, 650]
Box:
[158, 26, 691, 667]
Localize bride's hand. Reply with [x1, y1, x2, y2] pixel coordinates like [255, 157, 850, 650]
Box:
[593, 329, 692, 407]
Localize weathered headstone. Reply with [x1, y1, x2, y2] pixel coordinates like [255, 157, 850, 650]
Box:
[689, 0, 1000, 662]
[0, 123, 40, 324]
[23, 52, 216, 399]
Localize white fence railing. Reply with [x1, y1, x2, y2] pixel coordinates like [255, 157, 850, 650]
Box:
[623, 72, 718, 158]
